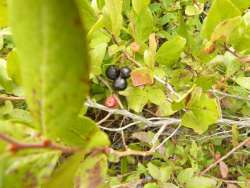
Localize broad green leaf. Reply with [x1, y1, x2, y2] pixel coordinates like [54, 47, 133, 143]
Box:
[0, 0, 8, 27]
[75, 0, 97, 31]
[144, 183, 160, 188]
[3, 151, 60, 188]
[0, 35, 3, 50]
[182, 89, 221, 134]
[7, 0, 91, 145]
[125, 87, 148, 113]
[7, 49, 22, 85]
[186, 176, 217, 188]
[0, 58, 13, 92]
[146, 87, 166, 105]
[231, 0, 250, 11]
[177, 168, 195, 184]
[234, 77, 250, 90]
[185, 4, 204, 16]
[156, 35, 186, 66]
[157, 101, 176, 117]
[211, 16, 242, 42]
[103, 0, 123, 37]
[147, 163, 172, 182]
[162, 183, 178, 188]
[229, 19, 250, 52]
[132, 0, 150, 14]
[76, 154, 108, 188]
[90, 42, 108, 76]
[43, 151, 84, 188]
[201, 0, 241, 39]
[133, 8, 154, 44]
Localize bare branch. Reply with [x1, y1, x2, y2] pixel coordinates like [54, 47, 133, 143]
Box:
[200, 137, 250, 176]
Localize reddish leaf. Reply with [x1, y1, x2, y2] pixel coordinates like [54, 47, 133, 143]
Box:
[131, 68, 154, 86]
[219, 161, 229, 178]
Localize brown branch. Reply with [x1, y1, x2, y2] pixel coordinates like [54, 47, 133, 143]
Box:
[0, 133, 77, 154]
[0, 95, 25, 101]
[200, 137, 250, 176]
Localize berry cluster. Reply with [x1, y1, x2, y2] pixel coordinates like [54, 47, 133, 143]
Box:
[105, 65, 131, 91]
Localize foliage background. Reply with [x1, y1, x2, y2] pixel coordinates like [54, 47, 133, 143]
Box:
[0, 0, 250, 187]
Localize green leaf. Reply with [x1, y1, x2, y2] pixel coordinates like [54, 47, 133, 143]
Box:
[201, 0, 241, 39]
[75, 0, 97, 31]
[76, 154, 108, 188]
[3, 151, 60, 188]
[186, 176, 217, 188]
[0, 59, 14, 92]
[144, 183, 160, 188]
[43, 151, 83, 188]
[211, 16, 242, 42]
[133, 8, 154, 44]
[156, 35, 186, 66]
[147, 163, 172, 182]
[0, 0, 8, 27]
[7, 0, 91, 145]
[157, 101, 176, 117]
[103, 0, 123, 37]
[185, 4, 204, 16]
[146, 87, 166, 105]
[177, 168, 195, 184]
[231, 0, 250, 11]
[234, 77, 250, 90]
[181, 88, 221, 134]
[7, 49, 22, 86]
[125, 87, 148, 113]
[162, 183, 178, 188]
[132, 0, 150, 14]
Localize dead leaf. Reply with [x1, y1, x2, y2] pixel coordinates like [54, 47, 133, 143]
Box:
[131, 68, 154, 87]
[219, 161, 229, 179]
[132, 131, 154, 145]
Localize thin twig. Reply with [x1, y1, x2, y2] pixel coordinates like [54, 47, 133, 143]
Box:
[152, 124, 181, 151]
[0, 95, 25, 101]
[200, 137, 250, 176]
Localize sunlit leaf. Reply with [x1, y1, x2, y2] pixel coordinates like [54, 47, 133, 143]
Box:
[156, 35, 186, 66]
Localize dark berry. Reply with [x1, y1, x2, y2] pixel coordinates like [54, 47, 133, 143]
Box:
[120, 67, 131, 79]
[106, 65, 120, 80]
[104, 95, 117, 108]
[113, 77, 127, 91]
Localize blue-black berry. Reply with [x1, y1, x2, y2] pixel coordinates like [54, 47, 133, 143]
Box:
[106, 65, 120, 80]
[113, 77, 127, 91]
[120, 67, 131, 79]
